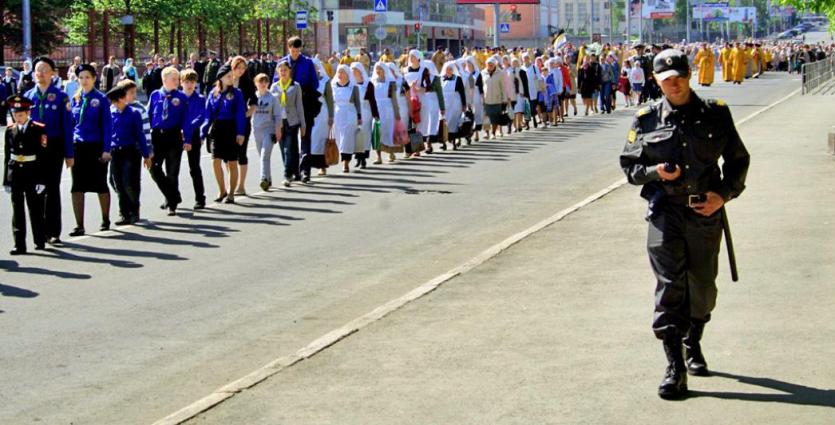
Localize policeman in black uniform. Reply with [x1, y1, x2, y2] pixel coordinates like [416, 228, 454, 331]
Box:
[619, 49, 750, 399]
[3, 96, 48, 255]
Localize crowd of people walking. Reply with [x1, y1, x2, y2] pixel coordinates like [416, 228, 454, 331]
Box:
[1, 35, 832, 255]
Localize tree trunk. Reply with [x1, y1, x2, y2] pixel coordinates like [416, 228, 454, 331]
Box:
[177, 19, 183, 62]
[238, 23, 244, 55]
[102, 11, 110, 61]
[282, 19, 287, 56]
[256, 19, 262, 54]
[168, 22, 175, 55]
[198, 21, 206, 55]
[219, 26, 225, 59]
[88, 9, 97, 62]
[153, 17, 160, 55]
[265, 19, 271, 53]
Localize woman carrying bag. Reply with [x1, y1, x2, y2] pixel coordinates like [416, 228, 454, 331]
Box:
[370, 62, 401, 163]
[331, 65, 362, 173]
[349, 62, 379, 169]
[311, 58, 335, 176]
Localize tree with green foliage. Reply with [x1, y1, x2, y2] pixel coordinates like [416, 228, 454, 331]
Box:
[1, 0, 73, 63]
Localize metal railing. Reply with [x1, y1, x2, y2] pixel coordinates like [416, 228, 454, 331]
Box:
[801, 56, 835, 95]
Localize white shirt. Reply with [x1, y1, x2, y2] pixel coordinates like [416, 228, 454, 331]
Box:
[629, 67, 645, 85]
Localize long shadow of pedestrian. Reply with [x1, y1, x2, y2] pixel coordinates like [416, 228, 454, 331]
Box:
[35, 248, 143, 269]
[98, 230, 219, 249]
[0, 283, 39, 298]
[60, 241, 188, 261]
[0, 260, 93, 280]
[137, 220, 238, 238]
[249, 194, 355, 206]
[689, 371, 835, 408]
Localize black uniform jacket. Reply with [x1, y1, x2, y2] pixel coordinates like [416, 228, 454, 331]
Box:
[620, 93, 750, 203]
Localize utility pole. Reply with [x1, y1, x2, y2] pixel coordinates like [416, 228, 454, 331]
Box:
[22, 0, 32, 60]
[639, 0, 643, 42]
[493, 2, 500, 47]
[590, 0, 594, 42]
[686, 0, 691, 42]
[626, 0, 631, 42]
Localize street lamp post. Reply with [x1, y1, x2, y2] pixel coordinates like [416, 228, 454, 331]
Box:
[22, 0, 32, 60]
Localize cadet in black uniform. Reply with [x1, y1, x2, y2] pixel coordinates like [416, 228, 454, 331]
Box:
[619, 50, 750, 400]
[3, 96, 47, 255]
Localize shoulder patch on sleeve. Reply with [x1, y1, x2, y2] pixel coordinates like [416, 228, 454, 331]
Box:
[627, 129, 638, 144]
[714, 98, 727, 107]
[636, 106, 652, 118]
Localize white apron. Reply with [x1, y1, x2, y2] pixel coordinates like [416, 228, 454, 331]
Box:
[310, 81, 330, 155]
[473, 75, 485, 126]
[357, 82, 373, 152]
[333, 84, 358, 154]
[442, 76, 463, 133]
[373, 81, 395, 148]
[395, 78, 409, 129]
[421, 78, 441, 137]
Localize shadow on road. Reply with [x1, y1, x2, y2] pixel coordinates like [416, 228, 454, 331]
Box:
[0, 283, 40, 298]
[689, 371, 835, 408]
[0, 260, 92, 280]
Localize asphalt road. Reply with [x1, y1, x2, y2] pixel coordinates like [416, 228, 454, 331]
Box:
[0, 71, 802, 424]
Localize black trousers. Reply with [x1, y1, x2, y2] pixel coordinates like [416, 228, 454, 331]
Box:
[299, 91, 322, 178]
[648, 203, 723, 339]
[10, 165, 45, 250]
[150, 128, 184, 208]
[187, 133, 206, 203]
[109, 146, 142, 219]
[42, 150, 65, 239]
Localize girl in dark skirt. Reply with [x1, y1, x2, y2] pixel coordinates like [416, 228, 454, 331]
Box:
[204, 64, 247, 204]
[69, 64, 112, 236]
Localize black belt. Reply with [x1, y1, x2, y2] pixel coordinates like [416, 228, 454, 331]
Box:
[153, 127, 182, 134]
[666, 194, 706, 206]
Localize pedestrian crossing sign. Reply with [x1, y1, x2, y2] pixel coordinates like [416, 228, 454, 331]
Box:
[375, 0, 387, 12]
[500, 23, 511, 33]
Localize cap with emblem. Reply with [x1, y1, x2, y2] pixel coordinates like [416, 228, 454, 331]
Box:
[6, 95, 33, 112]
[653, 49, 690, 81]
[216, 64, 232, 80]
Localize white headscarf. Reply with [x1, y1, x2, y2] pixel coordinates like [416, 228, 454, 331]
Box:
[331, 64, 356, 90]
[312, 58, 329, 94]
[440, 60, 459, 78]
[350, 62, 370, 90]
[371, 61, 392, 85]
[466, 56, 481, 74]
[455, 58, 470, 79]
[421, 60, 439, 78]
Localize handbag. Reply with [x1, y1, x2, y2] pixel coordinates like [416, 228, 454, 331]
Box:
[324, 128, 339, 166]
[371, 119, 381, 151]
[409, 88, 422, 124]
[523, 100, 532, 120]
[439, 119, 448, 143]
[394, 119, 409, 146]
[355, 126, 368, 153]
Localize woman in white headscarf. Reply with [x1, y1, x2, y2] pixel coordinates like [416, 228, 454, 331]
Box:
[439, 61, 466, 150]
[371, 61, 401, 163]
[402, 50, 426, 157]
[419, 59, 445, 153]
[456, 58, 475, 144]
[465, 56, 485, 142]
[387, 63, 410, 151]
[310, 58, 334, 176]
[509, 56, 529, 133]
[350, 62, 379, 169]
[331, 64, 363, 173]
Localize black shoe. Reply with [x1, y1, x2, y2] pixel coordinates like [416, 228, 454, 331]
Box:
[100, 220, 110, 231]
[659, 334, 688, 399]
[194, 201, 206, 210]
[130, 216, 141, 224]
[47, 237, 63, 246]
[160, 202, 169, 210]
[302, 176, 311, 184]
[167, 208, 176, 216]
[684, 323, 710, 376]
[69, 227, 85, 237]
[35, 244, 46, 251]
[10, 248, 26, 255]
[115, 217, 132, 226]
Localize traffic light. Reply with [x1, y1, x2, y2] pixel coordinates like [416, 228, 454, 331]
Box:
[415, 22, 422, 31]
[509, 4, 521, 21]
[326, 10, 334, 21]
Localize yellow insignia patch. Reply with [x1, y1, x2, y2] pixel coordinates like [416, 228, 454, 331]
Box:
[627, 129, 637, 143]
[716, 99, 726, 107]
[636, 107, 651, 117]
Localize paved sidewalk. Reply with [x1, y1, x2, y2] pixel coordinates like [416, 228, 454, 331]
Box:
[187, 93, 835, 425]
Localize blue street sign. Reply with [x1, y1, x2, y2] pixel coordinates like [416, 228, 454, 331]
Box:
[296, 10, 308, 30]
[374, 0, 387, 13]
[500, 23, 510, 33]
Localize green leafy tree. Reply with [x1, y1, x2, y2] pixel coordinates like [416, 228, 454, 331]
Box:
[1, 0, 73, 61]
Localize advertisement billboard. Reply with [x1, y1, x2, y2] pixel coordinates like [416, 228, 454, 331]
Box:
[693, 2, 729, 22]
[630, 0, 677, 20]
[728, 7, 757, 23]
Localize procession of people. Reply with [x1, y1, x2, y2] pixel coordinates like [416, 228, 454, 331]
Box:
[1, 34, 832, 255]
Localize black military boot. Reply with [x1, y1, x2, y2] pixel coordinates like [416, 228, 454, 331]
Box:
[659, 334, 688, 399]
[684, 323, 710, 376]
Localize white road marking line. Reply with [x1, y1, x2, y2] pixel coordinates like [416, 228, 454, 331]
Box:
[152, 86, 802, 425]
